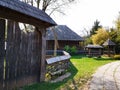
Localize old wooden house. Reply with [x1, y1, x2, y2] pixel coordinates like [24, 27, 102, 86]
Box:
[46, 25, 84, 50]
[0, 0, 56, 89]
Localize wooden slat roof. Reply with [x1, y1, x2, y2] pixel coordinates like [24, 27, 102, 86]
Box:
[0, 0, 56, 27]
[103, 39, 116, 46]
[85, 44, 103, 48]
[46, 25, 84, 41]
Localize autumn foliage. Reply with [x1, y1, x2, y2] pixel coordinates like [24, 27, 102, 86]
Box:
[91, 28, 109, 45]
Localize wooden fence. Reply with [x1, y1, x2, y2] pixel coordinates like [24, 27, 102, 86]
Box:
[0, 19, 43, 90]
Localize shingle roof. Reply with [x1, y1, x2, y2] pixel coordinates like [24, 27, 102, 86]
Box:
[0, 0, 56, 26]
[46, 25, 84, 41]
[85, 44, 103, 48]
[103, 39, 116, 46]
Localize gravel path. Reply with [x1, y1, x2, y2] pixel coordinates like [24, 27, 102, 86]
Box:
[89, 61, 120, 90]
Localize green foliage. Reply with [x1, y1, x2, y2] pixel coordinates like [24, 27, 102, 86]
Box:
[90, 19, 102, 36]
[70, 46, 77, 54]
[113, 55, 120, 60]
[91, 28, 109, 45]
[85, 37, 92, 45]
[109, 13, 120, 53]
[64, 45, 78, 55]
[64, 45, 71, 53]
[115, 13, 120, 30]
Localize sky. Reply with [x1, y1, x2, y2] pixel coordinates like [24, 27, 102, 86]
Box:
[51, 0, 120, 36]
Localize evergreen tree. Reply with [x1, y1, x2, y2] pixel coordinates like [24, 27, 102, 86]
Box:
[90, 19, 102, 36]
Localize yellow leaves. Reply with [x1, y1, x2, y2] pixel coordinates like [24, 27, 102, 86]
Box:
[91, 28, 109, 45]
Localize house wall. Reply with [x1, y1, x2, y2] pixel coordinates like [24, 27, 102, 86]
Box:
[47, 40, 83, 50]
[86, 48, 103, 56]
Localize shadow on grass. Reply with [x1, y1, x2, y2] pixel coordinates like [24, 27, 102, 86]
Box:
[22, 62, 78, 90]
[93, 57, 113, 60]
[71, 54, 86, 59]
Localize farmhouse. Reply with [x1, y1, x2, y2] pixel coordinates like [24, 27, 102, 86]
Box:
[0, 0, 56, 89]
[46, 25, 84, 50]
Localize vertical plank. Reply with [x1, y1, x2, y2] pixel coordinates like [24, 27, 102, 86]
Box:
[0, 19, 5, 90]
[14, 22, 21, 87]
[34, 29, 41, 82]
[26, 32, 33, 83]
[18, 27, 28, 86]
[30, 29, 41, 82]
[5, 20, 17, 90]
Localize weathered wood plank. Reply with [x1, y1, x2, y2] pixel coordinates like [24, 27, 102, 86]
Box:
[30, 29, 41, 82]
[0, 19, 5, 90]
[5, 20, 17, 89]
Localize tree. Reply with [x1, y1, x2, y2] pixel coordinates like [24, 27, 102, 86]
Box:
[109, 13, 120, 53]
[109, 13, 120, 43]
[20, 0, 76, 15]
[115, 12, 120, 30]
[91, 28, 109, 45]
[90, 19, 102, 36]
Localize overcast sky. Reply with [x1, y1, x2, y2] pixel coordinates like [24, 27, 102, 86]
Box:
[51, 0, 120, 36]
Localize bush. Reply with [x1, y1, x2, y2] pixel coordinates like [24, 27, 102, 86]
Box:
[113, 55, 120, 60]
[70, 46, 78, 54]
[64, 45, 71, 53]
[64, 45, 78, 55]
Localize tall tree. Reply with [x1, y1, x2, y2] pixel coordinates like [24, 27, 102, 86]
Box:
[90, 19, 102, 36]
[115, 12, 120, 31]
[91, 28, 109, 45]
[109, 13, 120, 53]
[20, 0, 76, 15]
[110, 12, 120, 44]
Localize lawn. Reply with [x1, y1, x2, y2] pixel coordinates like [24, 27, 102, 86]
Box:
[22, 55, 117, 90]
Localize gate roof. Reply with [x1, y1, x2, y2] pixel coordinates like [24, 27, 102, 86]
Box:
[0, 0, 56, 27]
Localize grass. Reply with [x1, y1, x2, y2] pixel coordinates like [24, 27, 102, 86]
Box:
[22, 55, 117, 90]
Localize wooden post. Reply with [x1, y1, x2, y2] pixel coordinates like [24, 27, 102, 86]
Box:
[51, 27, 59, 56]
[99, 49, 101, 55]
[114, 46, 116, 55]
[39, 29, 46, 81]
[88, 48, 90, 56]
[108, 46, 110, 57]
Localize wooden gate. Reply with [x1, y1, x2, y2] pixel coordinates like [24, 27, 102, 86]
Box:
[0, 19, 43, 89]
[0, 19, 5, 90]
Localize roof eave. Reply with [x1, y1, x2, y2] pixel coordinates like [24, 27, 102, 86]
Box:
[0, 6, 56, 28]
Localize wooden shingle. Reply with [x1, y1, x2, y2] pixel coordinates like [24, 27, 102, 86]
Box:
[0, 0, 56, 27]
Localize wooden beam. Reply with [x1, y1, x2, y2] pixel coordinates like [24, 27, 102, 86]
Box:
[0, 6, 52, 28]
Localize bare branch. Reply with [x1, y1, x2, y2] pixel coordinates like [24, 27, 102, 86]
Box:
[20, 0, 76, 16]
